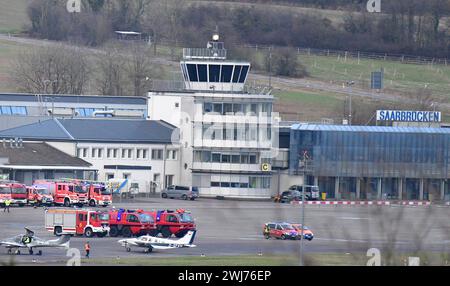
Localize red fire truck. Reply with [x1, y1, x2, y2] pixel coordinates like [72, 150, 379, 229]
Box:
[147, 209, 196, 238]
[26, 185, 54, 206]
[108, 209, 157, 237]
[86, 183, 112, 207]
[0, 181, 27, 207]
[45, 208, 110, 237]
[34, 180, 86, 207]
[61, 179, 112, 207]
[0, 183, 12, 207]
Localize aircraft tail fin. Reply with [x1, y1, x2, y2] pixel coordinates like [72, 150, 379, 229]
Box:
[49, 234, 71, 249]
[175, 230, 196, 245]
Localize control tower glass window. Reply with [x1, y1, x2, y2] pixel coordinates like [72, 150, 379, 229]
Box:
[221, 65, 233, 82]
[239, 66, 249, 83]
[209, 65, 221, 82]
[181, 64, 188, 81]
[232, 66, 242, 83]
[187, 64, 198, 82]
[198, 64, 207, 82]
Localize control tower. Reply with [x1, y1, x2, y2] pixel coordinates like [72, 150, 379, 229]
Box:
[148, 32, 274, 199]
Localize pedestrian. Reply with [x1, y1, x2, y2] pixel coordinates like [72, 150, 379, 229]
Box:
[84, 241, 91, 258]
[3, 199, 11, 213]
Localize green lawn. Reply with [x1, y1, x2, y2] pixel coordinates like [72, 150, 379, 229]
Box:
[81, 255, 299, 266]
[78, 252, 450, 266]
[0, 39, 27, 92]
[301, 54, 450, 99]
[0, 0, 30, 34]
[275, 90, 342, 108]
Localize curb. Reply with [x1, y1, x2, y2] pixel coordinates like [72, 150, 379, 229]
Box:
[290, 201, 433, 206]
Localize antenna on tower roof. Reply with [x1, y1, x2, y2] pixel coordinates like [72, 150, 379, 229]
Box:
[212, 25, 220, 42]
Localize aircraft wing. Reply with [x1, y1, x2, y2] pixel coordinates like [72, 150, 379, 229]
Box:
[0, 240, 25, 248]
[29, 235, 71, 249]
[150, 244, 197, 250]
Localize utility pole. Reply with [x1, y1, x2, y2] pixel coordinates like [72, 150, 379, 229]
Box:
[346, 81, 355, 125]
[300, 150, 308, 266]
[268, 47, 272, 88]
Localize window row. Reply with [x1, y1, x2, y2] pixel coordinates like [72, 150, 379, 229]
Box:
[77, 147, 178, 160]
[75, 108, 144, 117]
[194, 151, 258, 164]
[210, 177, 271, 189]
[201, 123, 272, 141]
[203, 102, 272, 116]
[181, 64, 249, 83]
[0, 106, 27, 116]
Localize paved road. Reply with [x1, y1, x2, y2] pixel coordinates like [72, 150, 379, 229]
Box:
[0, 198, 449, 265]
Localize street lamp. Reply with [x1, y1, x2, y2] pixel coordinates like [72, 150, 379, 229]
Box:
[345, 81, 355, 125]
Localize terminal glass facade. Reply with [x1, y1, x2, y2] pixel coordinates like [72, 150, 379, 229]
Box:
[290, 125, 450, 201]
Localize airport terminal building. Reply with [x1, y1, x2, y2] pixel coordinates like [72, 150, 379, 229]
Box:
[289, 124, 450, 202]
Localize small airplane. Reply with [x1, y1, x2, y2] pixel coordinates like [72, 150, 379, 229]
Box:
[0, 227, 71, 255]
[118, 230, 197, 253]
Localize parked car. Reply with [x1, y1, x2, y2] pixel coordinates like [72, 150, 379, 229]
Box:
[279, 185, 320, 203]
[161, 185, 199, 200]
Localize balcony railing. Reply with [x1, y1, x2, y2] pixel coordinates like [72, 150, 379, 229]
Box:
[149, 80, 185, 92]
[183, 48, 227, 60]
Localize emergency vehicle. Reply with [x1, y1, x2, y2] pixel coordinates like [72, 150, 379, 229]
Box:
[34, 180, 84, 207]
[86, 183, 112, 207]
[147, 209, 196, 238]
[109, 209, 157, 237]
[26, 185, 54, 206]
[61, 179, 113, 207]
[263, 222, 299, 240]
[45, 208, 110, 237]
[0, 183, 12, 207]
[291, 223, 314, 241]
[0, 181, 27, 206]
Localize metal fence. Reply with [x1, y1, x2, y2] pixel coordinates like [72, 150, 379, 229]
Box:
[238, 44, 449, 66]
[157, 38, 449, 66]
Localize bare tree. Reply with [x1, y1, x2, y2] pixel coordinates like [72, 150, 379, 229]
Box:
[11, 45, 90, 94]
[126, 44, 154, 97]
[95, 44, 127, 96]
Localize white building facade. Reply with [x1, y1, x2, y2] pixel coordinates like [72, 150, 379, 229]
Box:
[148, 35, 276, 199]
[0, 118, 181, 194]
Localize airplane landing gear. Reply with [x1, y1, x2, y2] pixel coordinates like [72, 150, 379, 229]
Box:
[144, 247, 153, 254]
[37, 250, 42, 256]
[126, 247, 131, 252]
[29, 248, 34, 255]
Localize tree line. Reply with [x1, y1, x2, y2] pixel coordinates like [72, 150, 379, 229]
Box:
[12, 43, 156, 96]
[26, 0, 450, 58]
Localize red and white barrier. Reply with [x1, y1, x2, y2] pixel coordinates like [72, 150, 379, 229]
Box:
[290, 200, 431, 206]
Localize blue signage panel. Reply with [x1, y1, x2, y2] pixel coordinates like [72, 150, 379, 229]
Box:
[376, 110, 442, 122]
[371, 71, 383, 89]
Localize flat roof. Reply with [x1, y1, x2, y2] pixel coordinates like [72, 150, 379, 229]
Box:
[0, 93, 147, 105]
[0, 118, 177, 144]
[291, 124, 450, 134]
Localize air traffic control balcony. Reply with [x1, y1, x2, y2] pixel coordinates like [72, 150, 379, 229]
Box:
[180, 36, 250, 93]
